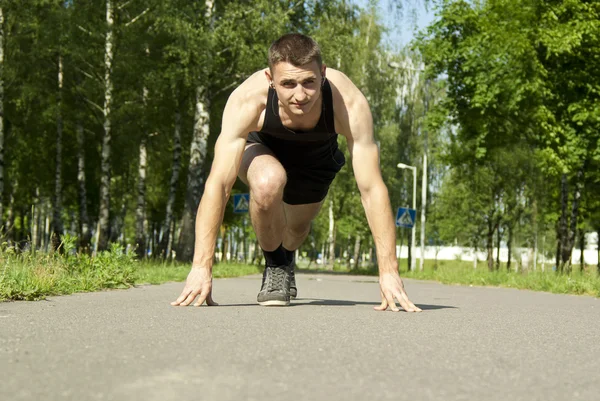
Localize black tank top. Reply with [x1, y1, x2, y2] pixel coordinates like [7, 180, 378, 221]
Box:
[259, 79, 337, 142]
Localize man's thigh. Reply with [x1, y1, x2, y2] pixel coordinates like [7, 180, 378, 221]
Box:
[283, 201, 324, 228]
[238, 143, 283, 186]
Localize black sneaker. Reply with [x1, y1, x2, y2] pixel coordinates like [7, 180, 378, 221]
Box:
[257, 264, 291, 306]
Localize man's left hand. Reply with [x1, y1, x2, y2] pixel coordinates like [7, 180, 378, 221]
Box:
[375, 271, 422, 312]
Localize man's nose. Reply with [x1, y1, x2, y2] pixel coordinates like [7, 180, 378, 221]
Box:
[294, 87, 308, 101]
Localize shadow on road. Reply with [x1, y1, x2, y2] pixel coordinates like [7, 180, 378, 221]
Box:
[299, 299, 457, 310]
[215, 299, 457, 310]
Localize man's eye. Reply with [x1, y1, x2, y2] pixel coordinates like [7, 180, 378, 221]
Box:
[283, 82, 295, 88]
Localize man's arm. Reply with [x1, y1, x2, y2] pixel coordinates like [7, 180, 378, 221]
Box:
[331, 70, 421, 312]
[171, 83, 261, 307]
[191, 100, 255, 269]
[343, 96, 398, 274]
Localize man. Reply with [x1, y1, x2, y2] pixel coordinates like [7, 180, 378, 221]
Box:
[171, 33, 421, 312]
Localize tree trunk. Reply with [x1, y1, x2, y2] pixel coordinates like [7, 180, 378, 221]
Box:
[560, 169, 584, 273]
[495, 222, 501, 271]
[579, 228, 585, 272]
[76, 123, 91, 251]
[159, 105, 182, 257]
[487, 218, 494, 271]
[32, 189, 40, 252]
[0, 6, 4, 231]
[327, 198, 335, 269]
[97, 0, 114, 252]
[6, 181, 16, 243]
[135, 135, 147, 259]
[177, 87, 210, 262]
[507, 225, 513, 272]
[166, 220, 175, 260]
[52, 54, 64, 250]
[557, 174, 568, 272]
[43, 200, 51, 252]
[353, 235, 361, 269]
[221, 225, 229, 263]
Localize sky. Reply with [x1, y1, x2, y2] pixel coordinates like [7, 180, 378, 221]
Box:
[353, 0, 436, 50]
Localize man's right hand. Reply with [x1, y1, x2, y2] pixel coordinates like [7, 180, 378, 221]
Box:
[171, 267, 218, 307]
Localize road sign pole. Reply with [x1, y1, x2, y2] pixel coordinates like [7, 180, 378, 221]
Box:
[411, 166, 417, 271]
[420, 154, 427, 271]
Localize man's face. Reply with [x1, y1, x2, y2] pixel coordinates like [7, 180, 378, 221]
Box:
[267, 61, 325, 117]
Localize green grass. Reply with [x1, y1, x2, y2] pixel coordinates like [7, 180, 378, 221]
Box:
[2, 239, 599, 301]
[0, 236, 262, 302]
[317, 258, 600, 297]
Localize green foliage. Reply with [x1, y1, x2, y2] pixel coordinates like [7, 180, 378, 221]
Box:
[416, 0, 600, 266]
[0, 235, 137, 301]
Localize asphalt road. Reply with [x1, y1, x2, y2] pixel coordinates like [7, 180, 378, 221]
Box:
[1, 272, 599, 401]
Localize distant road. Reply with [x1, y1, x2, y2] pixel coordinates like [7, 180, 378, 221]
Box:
[1, 273, 599, 401]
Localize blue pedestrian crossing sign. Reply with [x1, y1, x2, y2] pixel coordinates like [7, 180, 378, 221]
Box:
[396, 207, 416, 228]
[233, 193, 250, 214]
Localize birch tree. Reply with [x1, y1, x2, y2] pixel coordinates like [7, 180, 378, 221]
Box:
[0, 6, 4, 231]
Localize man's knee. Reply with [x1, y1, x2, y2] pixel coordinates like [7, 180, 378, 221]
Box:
[250, 168, 287, 210]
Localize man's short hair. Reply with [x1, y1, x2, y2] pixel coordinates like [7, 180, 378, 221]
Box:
[268, 33, 322, 71]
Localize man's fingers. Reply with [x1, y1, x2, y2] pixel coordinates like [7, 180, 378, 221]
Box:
[384, 291, 400, 312]
[179, 290, 200, 306]
[394, 290, 423, 312]
[394, 291, 415, 312]
[193, 291, 208, 307]
[171, 288, 192, 306]
[194, 288, 219, 307]
[374, 298, 388, 311]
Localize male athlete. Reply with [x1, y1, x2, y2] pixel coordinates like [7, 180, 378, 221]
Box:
[172, 33, 421, 312]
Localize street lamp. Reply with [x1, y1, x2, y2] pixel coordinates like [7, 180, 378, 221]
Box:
[397, 163, 417, 271]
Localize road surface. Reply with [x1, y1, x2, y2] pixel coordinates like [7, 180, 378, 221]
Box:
[1, 272, 599, 401]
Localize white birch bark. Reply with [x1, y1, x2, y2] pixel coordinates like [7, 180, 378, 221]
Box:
[176, 0, 214, 262]
[135, 135, 147, 258]
[176, 87, 210, 261]
[159, 106, 182, 257]
[43, 200, 51, 252]
[353, 235, 361, 269]
[0, 7, 4, 230]
[52, 54, 64, 249]
[97, 0, 114, 251]
[135, 49, 149, 259]
[6, 182, 15, 243]
[76, 123, 91, 250]
[31, 189, 40, 252]
[327, 198, 335, 269]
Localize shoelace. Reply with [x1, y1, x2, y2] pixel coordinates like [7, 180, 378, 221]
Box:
[266, 266, 286, 292]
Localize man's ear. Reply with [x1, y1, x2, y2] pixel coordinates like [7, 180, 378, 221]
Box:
[265, 69, 274, 88]
[321, 64, 327, 80]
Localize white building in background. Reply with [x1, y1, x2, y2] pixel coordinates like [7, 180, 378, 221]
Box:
[395, 231, 599, 268]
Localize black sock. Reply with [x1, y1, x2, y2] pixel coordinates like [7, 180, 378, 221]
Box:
[262, 244, 288, 267]
[282, 246, 295, 264]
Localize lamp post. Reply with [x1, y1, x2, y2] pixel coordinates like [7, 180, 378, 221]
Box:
[397, 163, 417, 271]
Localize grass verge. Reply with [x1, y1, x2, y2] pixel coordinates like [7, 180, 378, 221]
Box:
[2, 242, 599, 301]
[0, 238, 262, 301]
[320, 259, 600, 297]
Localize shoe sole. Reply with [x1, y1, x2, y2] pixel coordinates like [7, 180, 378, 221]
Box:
[258, 300, 290, 306]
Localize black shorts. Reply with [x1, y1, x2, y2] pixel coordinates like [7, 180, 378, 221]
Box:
[246, 131, 346, 205]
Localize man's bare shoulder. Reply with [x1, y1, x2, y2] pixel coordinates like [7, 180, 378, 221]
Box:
[229, 69, 269, 110]
[326, 69, 366, 104]
[326, 69, 371, 137]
